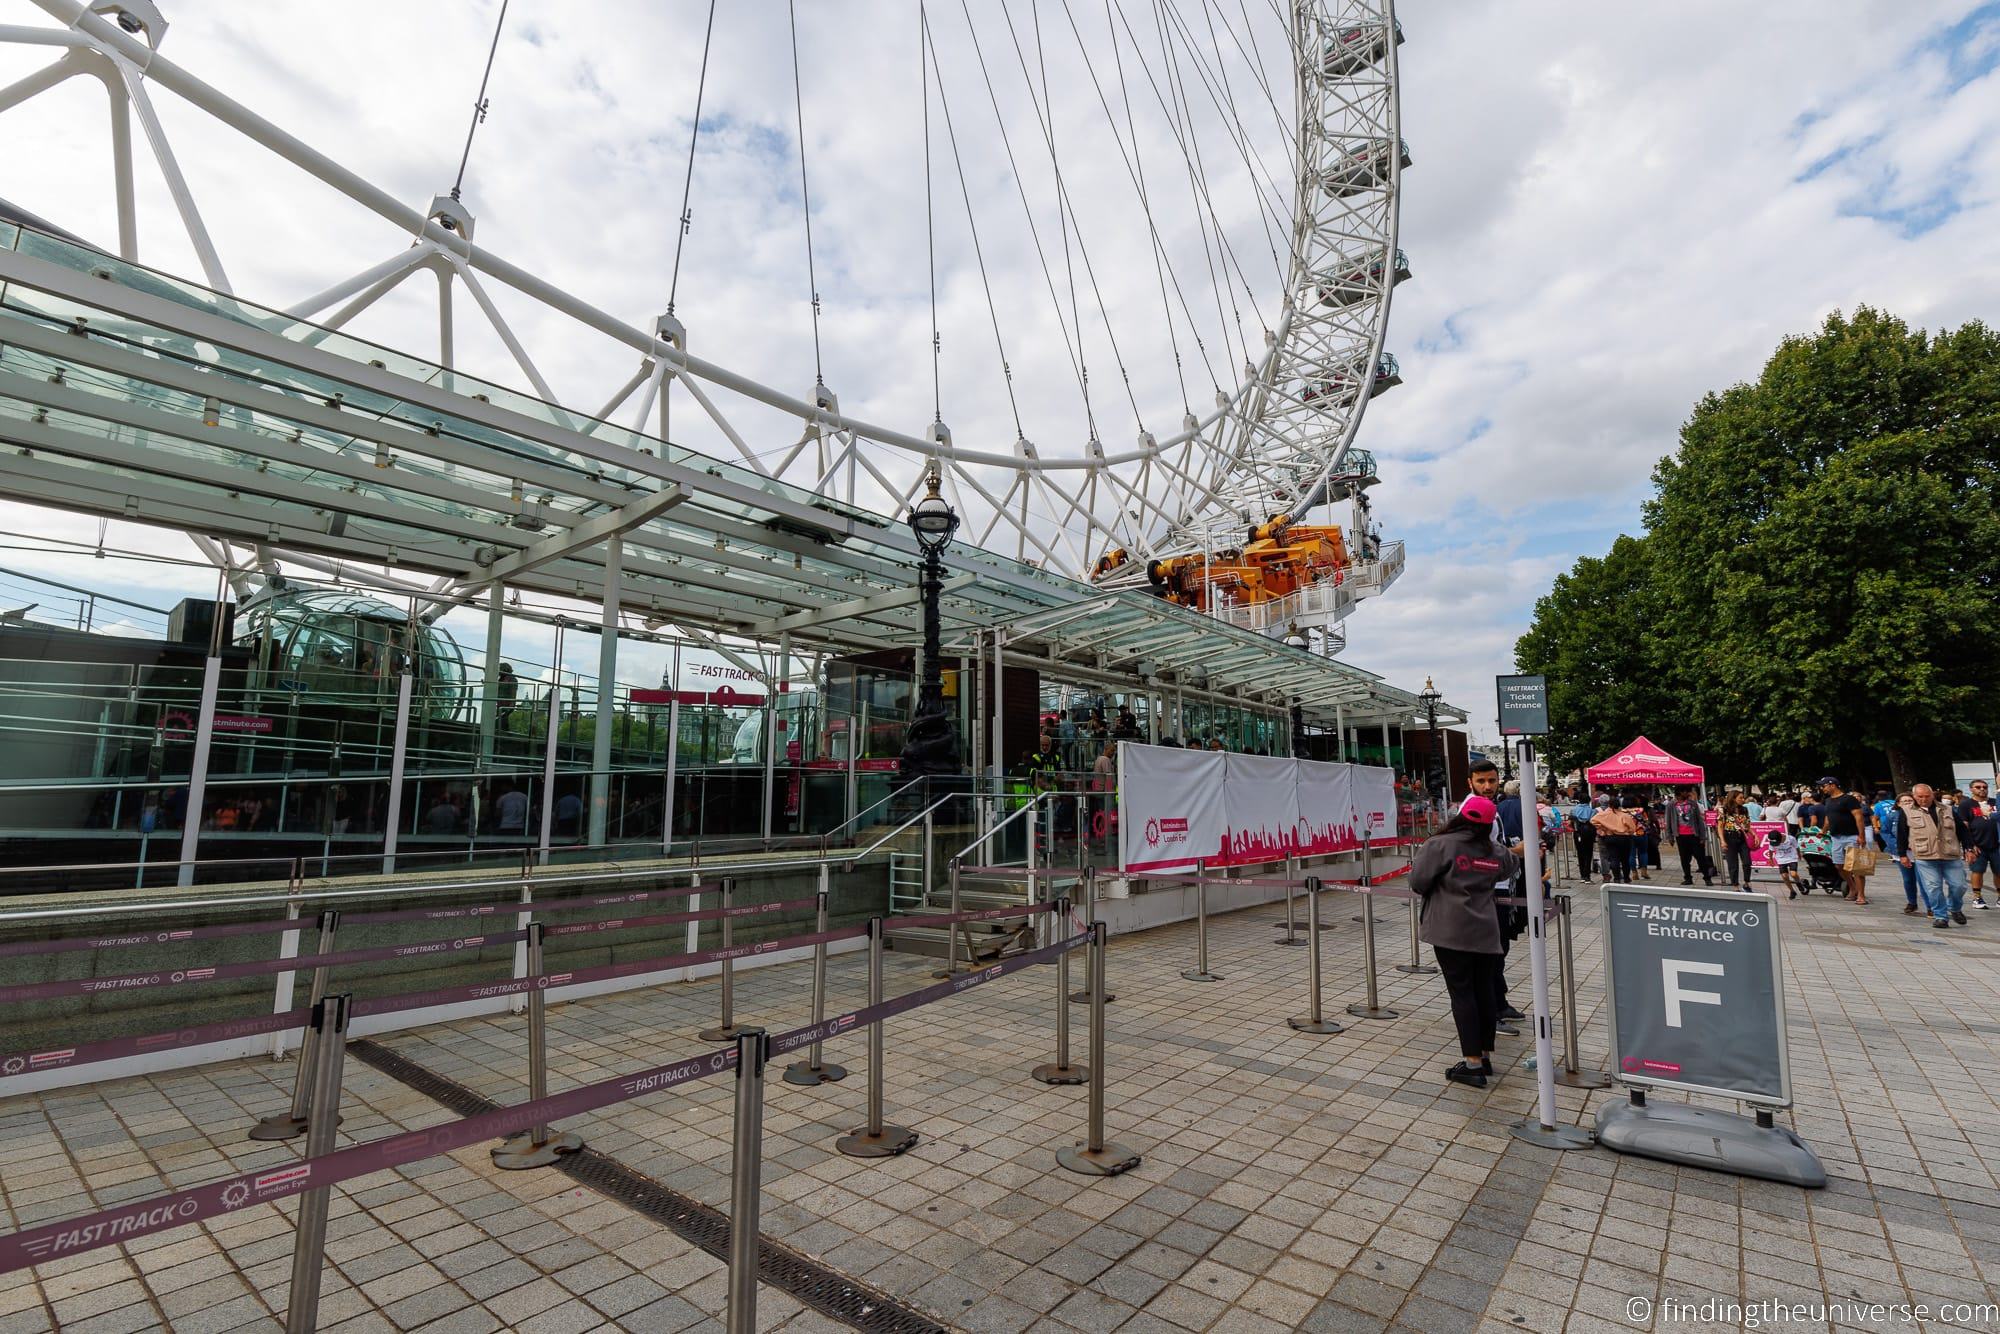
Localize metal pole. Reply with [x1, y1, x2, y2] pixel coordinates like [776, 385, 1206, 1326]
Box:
[934, 856, 963, 978]
[836, 919, 917, 1156]
[282, 992, 349, 1334]
[252, 909, 339, 1140]
[1396, 880, 1439, 974]
[725, 1028, 769, 1334]
[1510, 741, 1592, 1149]
[379, 668, 413, 875]
[1033, 896, 1086, 1085]
[492, 922, 583, 1166]
[700, 877, 741, 1042]
[589, 535, 622, 850]
[784, 874, 848, 1085]
[1554, 895, 1610, 1089]
[1276, 851, 1304, 945]
[177, 568, 228, 887]
[1056, 921, 1140, 1176]
[1181, 858, 1220, 981]
[1071, 863, 1113, 1002]
[1352, 840, 1400, 1016]
[537, 621, 565, 866]
[1289, 877, 1342, 1034]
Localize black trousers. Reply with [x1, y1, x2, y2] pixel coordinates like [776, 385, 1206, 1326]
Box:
[1573, 829, 1596, 879]
[1723, 833, 1752, 885]
[1676, 834, 1712, 882]
[1599, 835, 1632, 882]
[1434, 946, 1503, 1059]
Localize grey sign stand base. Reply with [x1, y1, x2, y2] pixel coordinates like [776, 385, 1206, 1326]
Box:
[1594, 1097, 1827, 1188]
[1508, 1120, 1595, 1151]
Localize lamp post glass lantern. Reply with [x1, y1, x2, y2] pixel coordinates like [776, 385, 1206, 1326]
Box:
[900, 470, 962, 781]
[1418, 676, 1443, 814]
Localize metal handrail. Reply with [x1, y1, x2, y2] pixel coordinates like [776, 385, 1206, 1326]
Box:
[820, 773, 931, 842]
[948, 789, 1055, 866]
[0, 788, 972, 929]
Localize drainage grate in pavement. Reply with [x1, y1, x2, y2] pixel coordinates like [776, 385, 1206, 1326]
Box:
[349, 1039, 948, 1334]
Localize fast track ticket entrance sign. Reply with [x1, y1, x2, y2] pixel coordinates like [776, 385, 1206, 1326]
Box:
[1594, 883, 1824, 1186]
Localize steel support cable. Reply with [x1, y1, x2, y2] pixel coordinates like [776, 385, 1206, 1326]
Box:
[1185, 0, 1293, 285]
[1236, 0, 1300, 163]
[665, 0, 719, 315]
[1158, 0, 1295, 308]
[1016, 0, 1096, 447]
[919, 10, 1024, 441]
[1101, 0, 1197, 411]
[786, 0, 825, 388]
[1169, 0, 1301, 249]
[448, 0, 510, 202]
[920, 3, 942, 425]
[1053, 0, 1231, 401]
[953, 0, 1092, 425]
[1006, 0, 1146, 438]
[1126, 0, 1259, 375]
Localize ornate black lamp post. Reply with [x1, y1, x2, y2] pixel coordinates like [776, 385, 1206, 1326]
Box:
[1282, 622, 1308, 758]
[1418, 675, 1444, 812]
[899, 468, 962, 782]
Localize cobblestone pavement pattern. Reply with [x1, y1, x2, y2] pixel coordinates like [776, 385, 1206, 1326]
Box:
[1, 862, 1997, 1332]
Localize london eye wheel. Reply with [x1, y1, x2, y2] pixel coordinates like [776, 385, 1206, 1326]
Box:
[0, 0, 1407, 647]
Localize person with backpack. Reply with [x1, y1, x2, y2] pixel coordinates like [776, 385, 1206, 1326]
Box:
[1669, 787, 1715, 886]
[1410, 795, 1519, 1088]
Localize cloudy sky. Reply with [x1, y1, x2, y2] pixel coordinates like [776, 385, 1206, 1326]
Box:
[0, 0, 1995, 738]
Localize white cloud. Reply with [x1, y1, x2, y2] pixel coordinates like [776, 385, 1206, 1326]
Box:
[0, 0, 1993, 724]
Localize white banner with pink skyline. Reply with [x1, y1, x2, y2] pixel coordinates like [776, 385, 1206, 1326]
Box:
[1118, 743, 1398, 871]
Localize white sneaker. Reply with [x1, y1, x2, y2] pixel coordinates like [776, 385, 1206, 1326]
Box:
[1976, 898, 1990, 910]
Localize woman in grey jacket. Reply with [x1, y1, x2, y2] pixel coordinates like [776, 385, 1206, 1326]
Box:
[1410, 795, 1519, 1088]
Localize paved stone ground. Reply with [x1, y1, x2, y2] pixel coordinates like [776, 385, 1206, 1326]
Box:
[1, 862, 1998, 1333]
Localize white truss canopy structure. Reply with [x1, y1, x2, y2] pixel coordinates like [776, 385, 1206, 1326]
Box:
[0, 0, 1408, 601]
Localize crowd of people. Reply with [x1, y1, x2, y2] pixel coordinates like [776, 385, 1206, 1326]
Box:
[1410, 762, 2000, 1089]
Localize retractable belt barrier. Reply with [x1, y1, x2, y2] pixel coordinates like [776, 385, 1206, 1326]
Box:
[0, 928, 1091, 1278]
[0, 929, 530, 1005]
[0, 877, 731, 960]
[0, 900, 1065, 1078]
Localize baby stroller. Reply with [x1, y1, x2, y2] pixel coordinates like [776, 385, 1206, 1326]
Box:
[1794, 826, 1843, 895]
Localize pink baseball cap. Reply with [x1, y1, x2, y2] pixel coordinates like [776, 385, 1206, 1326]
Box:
[1460, 796, 1497, 825]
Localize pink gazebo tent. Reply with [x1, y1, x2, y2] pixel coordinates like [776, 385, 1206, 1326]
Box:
[1584, 736, 1705, 788]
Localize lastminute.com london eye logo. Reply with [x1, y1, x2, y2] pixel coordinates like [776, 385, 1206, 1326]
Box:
[1146, 818, 1161, 846]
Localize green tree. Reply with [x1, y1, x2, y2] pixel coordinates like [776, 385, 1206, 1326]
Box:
[1518, 308, 2000, 787]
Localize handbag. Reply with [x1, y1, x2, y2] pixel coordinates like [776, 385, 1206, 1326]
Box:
[1843, 845, 1878, 875]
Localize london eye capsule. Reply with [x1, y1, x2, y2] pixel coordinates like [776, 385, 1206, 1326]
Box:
[1321, 138, 1412, 198]
[1321, 17, 1404, 77]
[236, 588, 469, 721]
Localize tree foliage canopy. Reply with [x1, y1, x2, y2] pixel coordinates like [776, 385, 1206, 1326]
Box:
[1517, 308, 2000, 786]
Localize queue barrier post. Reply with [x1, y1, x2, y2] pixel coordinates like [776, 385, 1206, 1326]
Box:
[1071, 864, 1114, 1003]
[252, 908, 341, 1141]
[282, 991, 350, 1334]
[1056, 921, 1141, 1176]
[934, 857, 964, 979]
[1347, 838, 1399, 1020]
[1395, 878, 1439, 974]
[836, 919, 917, 1158]
[492, 921, 584, 1168]
[1033, 895, 1087, 1086]
[700, 877, 743, 1043]
[725, 1028, 769, 1334]
[1181, 858, 1221, 982]
[1553, 895, 1611, 1089]
[783, 873, 848, 1086]
[1289, 877, 1343, 1034]
[1275, 853, 1305, 945]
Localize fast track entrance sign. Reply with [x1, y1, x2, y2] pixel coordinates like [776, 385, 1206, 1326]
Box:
[1594, 883, 1824, 1186]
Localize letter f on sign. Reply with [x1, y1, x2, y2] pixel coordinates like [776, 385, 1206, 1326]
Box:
[1661, 960, 1724, 1028]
